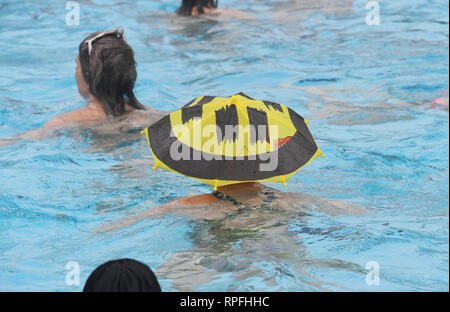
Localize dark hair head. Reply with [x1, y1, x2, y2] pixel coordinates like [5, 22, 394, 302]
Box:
[83, 259, 162, 292]
[177, 0, 218, 16]
[78, 30, 145, 117]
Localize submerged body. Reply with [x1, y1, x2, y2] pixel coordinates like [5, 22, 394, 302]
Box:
[96, 182, 367, 233]
[95, 182, 368, 291]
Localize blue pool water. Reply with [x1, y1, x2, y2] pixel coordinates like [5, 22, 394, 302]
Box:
[0, 0, 448, 291]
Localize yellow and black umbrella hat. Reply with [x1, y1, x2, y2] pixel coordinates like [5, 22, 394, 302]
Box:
[142, 93, 324, 190]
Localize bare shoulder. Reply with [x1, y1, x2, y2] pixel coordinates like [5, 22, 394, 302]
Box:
[43, 108, 85, 129]
[43, 106, 106, 129]
[43, 115, 66, 129]
[172, 194, 220, 205]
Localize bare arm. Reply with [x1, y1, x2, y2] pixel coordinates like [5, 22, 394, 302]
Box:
[1, 106, 104, 145]
[277, 192, 369, 216]
[93, 194, 220, 235]
[1, 127, 53, 147]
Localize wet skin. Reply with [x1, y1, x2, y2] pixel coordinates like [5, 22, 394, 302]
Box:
[95, 182, 368, 234]
[94, 182, 369, 291]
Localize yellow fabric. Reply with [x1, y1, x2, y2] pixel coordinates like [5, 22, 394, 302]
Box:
[170, 94, 297, 157]
[141, 93, 325, 190]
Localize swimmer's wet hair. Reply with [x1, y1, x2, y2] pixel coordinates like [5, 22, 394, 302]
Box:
[79, 30, 146, 117]
[83, 259, 161, 292]
[177, 0, 218, 16]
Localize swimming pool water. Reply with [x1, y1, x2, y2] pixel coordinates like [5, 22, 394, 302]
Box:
[0, 0, 448, 291]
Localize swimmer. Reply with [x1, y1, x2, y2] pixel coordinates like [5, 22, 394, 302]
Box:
[175, 0, 251, 19]
[7, 29, 165, 142]
[45, 30, 146, 127]
[84, 258, 161, 292]
[434, 97, 449, 107]
[176, 0, 218, 16]
[95, 182, 369, 290]
[431, 92, 449, 111]
[95, 182, 368, 234]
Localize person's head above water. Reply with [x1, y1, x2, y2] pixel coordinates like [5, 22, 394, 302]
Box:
[77, 29, 145, 117]
[83, 258, 162, 292]
[176, 0, 218, 16]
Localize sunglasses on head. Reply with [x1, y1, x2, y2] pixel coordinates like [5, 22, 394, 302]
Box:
[85, 29, 124, 55]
